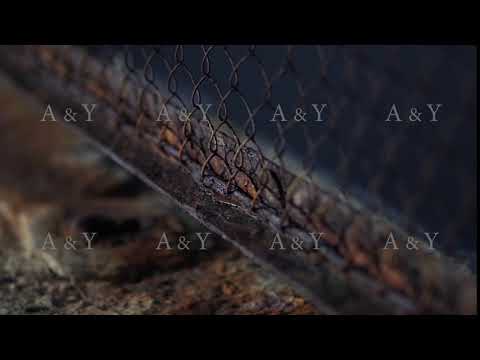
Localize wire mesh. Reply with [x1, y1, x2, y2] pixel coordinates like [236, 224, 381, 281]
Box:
[0, 45, 476, 314]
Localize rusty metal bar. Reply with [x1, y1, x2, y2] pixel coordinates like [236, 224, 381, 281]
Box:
[0, 45, 476, 314]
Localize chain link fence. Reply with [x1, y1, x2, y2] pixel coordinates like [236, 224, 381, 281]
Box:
[0, 45, 476, 314]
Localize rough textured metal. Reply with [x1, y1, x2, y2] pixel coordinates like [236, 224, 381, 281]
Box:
[0, 80, 318, 315]
[0, 45, 476, 314]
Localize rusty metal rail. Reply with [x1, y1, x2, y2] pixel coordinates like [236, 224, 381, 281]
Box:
[0, 45, 476, 314]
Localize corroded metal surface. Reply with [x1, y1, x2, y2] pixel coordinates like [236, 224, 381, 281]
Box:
[0, 77, 318, 315]
[0, 45, 476, 314]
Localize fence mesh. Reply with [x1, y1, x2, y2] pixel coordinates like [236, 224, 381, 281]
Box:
[0, 45, 476, 314]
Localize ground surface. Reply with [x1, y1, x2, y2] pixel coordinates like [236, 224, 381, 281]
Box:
[0, 75, 318, 315]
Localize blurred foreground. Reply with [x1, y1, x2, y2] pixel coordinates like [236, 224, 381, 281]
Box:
[0, 75, 317, 315]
